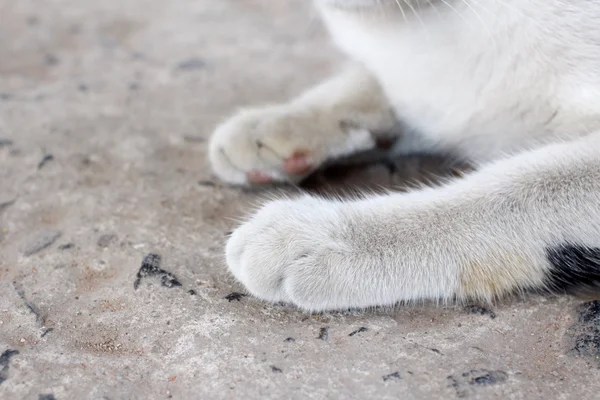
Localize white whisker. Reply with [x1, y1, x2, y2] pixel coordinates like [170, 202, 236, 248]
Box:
[458, 0, 494, 39]
[438, 0, 471, 25]
[424, 0, 443, 20]
[402, 0, 429, 36]
[394, 0, 410, 24]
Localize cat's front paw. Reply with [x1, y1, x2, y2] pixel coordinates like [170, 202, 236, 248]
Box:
[209, 106, 376, 186]
[226, 196, 363, 310]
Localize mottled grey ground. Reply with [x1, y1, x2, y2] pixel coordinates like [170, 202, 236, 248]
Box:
[1, 1, 600, 399]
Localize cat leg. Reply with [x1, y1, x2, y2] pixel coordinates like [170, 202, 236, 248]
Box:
[209, 65, 396, 185]
[225, 132, 600, 311]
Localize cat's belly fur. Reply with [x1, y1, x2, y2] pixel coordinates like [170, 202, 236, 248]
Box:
[318, 2, 600, 161]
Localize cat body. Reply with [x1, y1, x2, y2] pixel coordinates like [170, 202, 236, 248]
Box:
[209, 1, 600, 311]
[318, 0, 600, 160]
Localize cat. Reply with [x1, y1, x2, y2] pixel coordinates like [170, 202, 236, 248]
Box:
[208, 0, 600, 311]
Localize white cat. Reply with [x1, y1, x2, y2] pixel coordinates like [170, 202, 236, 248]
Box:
[209, 0, 600, 311]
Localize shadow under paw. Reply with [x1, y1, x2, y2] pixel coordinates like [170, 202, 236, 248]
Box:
[300, 141, 471, 198]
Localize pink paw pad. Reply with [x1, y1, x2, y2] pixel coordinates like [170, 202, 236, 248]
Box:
[283, 151, 313, 175]
[247, 170, 274, 184]
[246, 151, 314, 184]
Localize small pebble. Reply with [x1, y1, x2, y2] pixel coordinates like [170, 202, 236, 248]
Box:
[382, 372, 401, 382]
[349, 327, 368, 336]
[317, 327, 329, 341]
[176, 58, 206, 71]
[225, 292, 247, 302]
[37, 154, 54, 170]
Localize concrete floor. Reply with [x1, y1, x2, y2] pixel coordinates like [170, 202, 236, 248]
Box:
[1, 0, 600, 399]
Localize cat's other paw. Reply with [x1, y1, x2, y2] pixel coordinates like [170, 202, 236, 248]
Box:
[225, 193, 464, 310]
[225, 196, 366, 310]
[208, 106, 376, 186]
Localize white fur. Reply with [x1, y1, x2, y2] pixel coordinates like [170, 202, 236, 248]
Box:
[211, 0, 600, 310]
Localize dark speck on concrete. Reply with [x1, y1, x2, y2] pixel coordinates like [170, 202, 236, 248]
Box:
[187, 289, 197, 296]
[284, 337, 295, 343]
[270, 366, 283, 373]
[567, 300, 600, 356]
[448, 369, 508, 397]
[448, 375, 464, 398]
[78, 84, 88, 92]
[407, 338, 444, 355]
[464, 305, 497, 319]
[129, 83, 140, 91]
[198, 180, 217, 187]
[37, 154, 54, 170]
[0, 349, 19, 385]
[40, 328, 53, 338]
[39, 394, 56, 400]
[58, 243, 74, 250]
[0, 93, 12, 101]
[14, 280, 45, 325]
[382, 372, 401, 382]
[23, 229, 62, 256]
[349, 327, 368, 336]
[175, 58, 206, 71]
[317, 327, 329, 341]
[0, 139, 13, 147]
[0, 199, 16, 214]
[133, 253, 182, 290]
[466, 370, 508, 386]
[225, 292, 247, 302]
[97, 234, 117, 248]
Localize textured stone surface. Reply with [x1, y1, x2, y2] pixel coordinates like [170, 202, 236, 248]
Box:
[0, 1, 599, 399]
